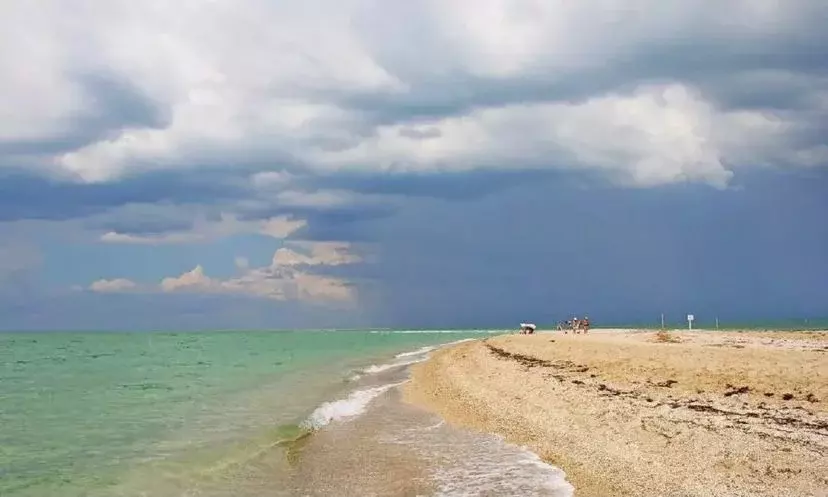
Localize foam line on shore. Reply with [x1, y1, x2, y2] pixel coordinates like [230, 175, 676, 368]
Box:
[358, 338, 475, 378]
[403, 331, 828, 496]
[307, 338, 478, 429]
[301, 381, 407, 430]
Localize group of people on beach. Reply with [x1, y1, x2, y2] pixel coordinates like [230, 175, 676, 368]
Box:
[516, 318, 591, 334]
[557, 316, 590, 334]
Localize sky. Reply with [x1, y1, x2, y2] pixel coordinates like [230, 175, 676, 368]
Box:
[1, 0, 827, 330]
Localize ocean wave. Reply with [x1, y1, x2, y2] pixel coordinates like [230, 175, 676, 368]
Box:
[428, 439, 573, 497]
[433, 447, 573, 497]
[362, 357, 424, 375]
[310, 339, 475, 429]
[300, 381, 406, 430]
[362, 339, 474, 376]
[394, 345, 438, 358]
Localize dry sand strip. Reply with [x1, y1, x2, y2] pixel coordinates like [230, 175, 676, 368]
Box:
[404, 330, 828, 497]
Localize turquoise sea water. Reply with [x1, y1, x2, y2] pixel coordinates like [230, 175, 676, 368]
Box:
[0, 330, 502, 497]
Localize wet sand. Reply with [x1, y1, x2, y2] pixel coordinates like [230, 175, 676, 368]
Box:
[404, 330, 828, 497]
[287, 363, 572, 497]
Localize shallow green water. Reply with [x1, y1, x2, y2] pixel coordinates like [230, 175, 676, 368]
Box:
[0, 330, 487, 496]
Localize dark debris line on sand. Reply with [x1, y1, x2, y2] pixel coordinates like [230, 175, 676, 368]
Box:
[484, 342, 584, 371]
[723, 385, 750, 397]
[482, 342, 828, 441]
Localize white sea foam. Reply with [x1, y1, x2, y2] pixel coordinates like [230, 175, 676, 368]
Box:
[384, 413, 574, 497]
[433, 447, 574, 497]
[308, 339, 477, 429]
[394, 345, 438, 358]
[301, 381, 406, 430]
[362, 339, 474, 376]
[362, 357, 424, 374]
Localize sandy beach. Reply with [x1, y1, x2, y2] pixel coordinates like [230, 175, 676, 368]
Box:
[404, 330, 828, 497]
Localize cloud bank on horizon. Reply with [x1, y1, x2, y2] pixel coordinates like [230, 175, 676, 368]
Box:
[1, 0, 827, 329]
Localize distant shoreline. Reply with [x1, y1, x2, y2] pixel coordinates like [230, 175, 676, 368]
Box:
[2, 319, 828, 334]
[404, 330, 828, 497]
[546, 327, 828, 334]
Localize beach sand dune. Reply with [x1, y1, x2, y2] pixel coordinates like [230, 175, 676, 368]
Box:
[405, 330, 828, 497]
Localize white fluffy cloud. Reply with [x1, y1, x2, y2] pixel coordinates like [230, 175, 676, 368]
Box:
[325, 83, 784, 187]
[89, 242, 361, 302]
[89, 278, 138, 292]
[1, 0, 826, 189]
[271, 242, 362, 267]
[159, 265, 214, 293]
[160, 243, 359, 302]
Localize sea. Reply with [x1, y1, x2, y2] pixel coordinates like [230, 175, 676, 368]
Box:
[0, 330, 573, 497]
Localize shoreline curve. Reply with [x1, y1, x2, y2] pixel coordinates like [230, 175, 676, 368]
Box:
[403, 329, 828, 497]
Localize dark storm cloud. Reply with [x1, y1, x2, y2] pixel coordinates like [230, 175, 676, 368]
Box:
[74, 73, 171, 137]
[1, 2, 826, 230]
[397, 126, 442, 140]
[337, 46, 828, 126]
[242, 169, 578, 242]
[311, 169, 567, 200]
[0, 73, 168, 157]
[0, 3, 824, 248]
[317, 3, 828, 123]
[0, 168, 248, 221]
[286, 206, 395, 243]
[85, 211, 196, 236]
[358, 168, 828, 328]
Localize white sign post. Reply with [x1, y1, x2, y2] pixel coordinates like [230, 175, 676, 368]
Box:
[687, 314, 695, 330]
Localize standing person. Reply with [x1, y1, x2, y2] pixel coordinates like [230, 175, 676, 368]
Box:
[573, 317, 580, 334]
[583, 316, 591, 334]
